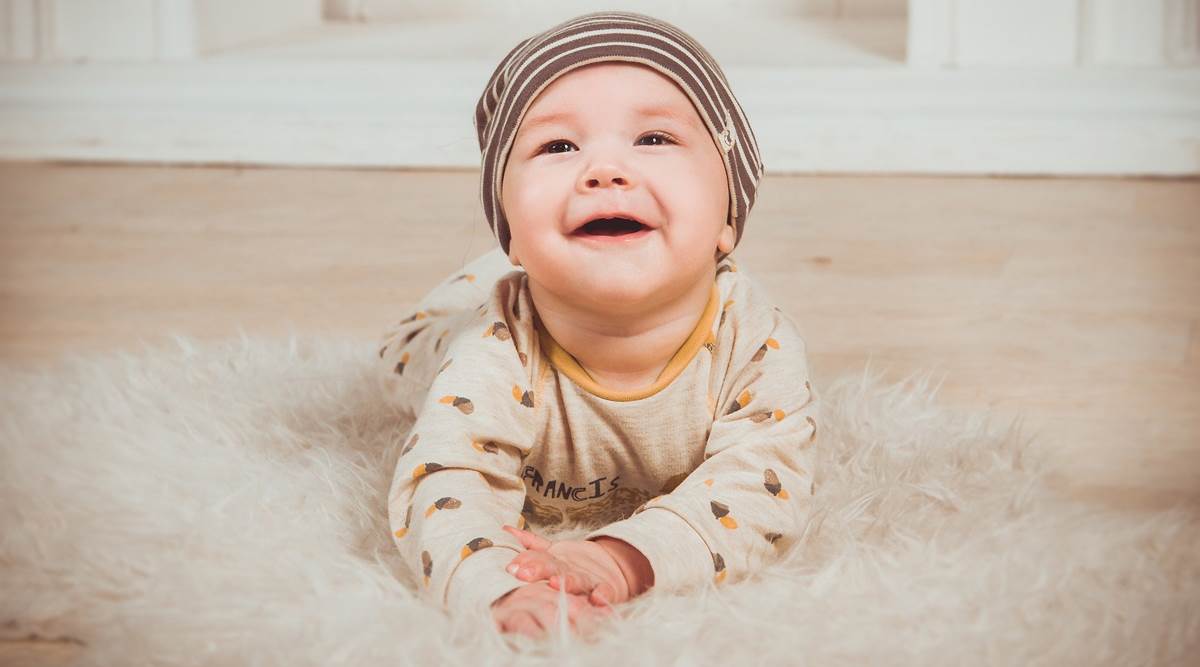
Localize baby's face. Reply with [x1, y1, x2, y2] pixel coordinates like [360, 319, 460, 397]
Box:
[501, 63, 732, 311]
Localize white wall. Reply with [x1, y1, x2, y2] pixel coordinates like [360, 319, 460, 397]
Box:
[322, 0, 907, 21]
[0, 0, 322, 61]
[909, 0, 1200, 67]
[1, 0, 1197, 174]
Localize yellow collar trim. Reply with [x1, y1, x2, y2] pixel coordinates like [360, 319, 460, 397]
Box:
[535, 283, 720, 402]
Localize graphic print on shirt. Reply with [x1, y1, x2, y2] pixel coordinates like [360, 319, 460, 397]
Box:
[394, 504, 413, 538]
[425, 496, 462, 517]
[512, 385, 535, 408]
[517, 463, 676, 526]
[727, 388, 787, 424]
[438, 394, 475, 414]
[713, 552, 727, 583]
[411, 462, 444, 479]
[472, 440, 500, 454]
[763, 468, 789, 499]
[394, 351, 410, 375]
[400, 432, 419, 456]
[710, 500, 739, 529]
[750, 337, 779, 362]
[483, 321, 511, 341]
[461, 537, 493, 559]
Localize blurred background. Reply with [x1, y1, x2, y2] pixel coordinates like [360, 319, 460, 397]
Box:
[0, 1, 1197, 511]
[1, 0, 1198, 172]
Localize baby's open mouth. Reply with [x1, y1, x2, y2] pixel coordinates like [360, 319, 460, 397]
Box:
[574, 217, 649, 237]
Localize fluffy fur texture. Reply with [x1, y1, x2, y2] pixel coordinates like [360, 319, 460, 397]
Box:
[1, 335, 1196, 665]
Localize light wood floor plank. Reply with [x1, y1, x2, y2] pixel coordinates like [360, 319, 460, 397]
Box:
[1, 164, 1197, 513]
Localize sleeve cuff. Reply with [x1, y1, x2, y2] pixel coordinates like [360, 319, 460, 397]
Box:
[585, 507, 714, 594]
[444, 546, 523, 614]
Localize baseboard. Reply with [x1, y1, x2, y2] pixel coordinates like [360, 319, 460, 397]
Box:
[0, 61, 1197, 175]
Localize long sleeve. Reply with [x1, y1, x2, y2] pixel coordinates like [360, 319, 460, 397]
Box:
[383, 276, 540, 614]
[586, 306, 818, 592]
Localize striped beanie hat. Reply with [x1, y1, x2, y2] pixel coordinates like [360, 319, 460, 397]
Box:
[474, 11, 764, 254]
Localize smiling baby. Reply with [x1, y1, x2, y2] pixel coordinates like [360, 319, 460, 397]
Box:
[377, 11, 820, 638]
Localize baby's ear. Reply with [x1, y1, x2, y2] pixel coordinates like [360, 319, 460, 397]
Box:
[716, 223, 736, 254]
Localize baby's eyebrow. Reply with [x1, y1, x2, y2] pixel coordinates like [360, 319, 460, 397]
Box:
[633, 105, 703, 130]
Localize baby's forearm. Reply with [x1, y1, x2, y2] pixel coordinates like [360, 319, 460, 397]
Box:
[591, 536, 654, 598]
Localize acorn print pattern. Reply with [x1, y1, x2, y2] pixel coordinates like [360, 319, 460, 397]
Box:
[726, 389, 753, 416]
[394, 505, 413, 538]
[421, 551, 433, 587]
[512, 385, 535, 408]
[704, 331, 717, 353]
[713, 552, 727, 583]
[750, 337, 780, 362]
[439, 395, 475, 414]
[750, 408, 787, 423]
[393, 351, 410, 375]
[764, 532, 783, 545]
[401, 433, 419, 456]
[461, 537, 493, 560]
[425, 496, 462, 517]
[483, 321, 511, 341]
[403, 326, 425, 345]
[472, 440, 500, 454]
[710, 500, 738, 529]
[411, 462, 445, 479]
[763, 469, 789, 499]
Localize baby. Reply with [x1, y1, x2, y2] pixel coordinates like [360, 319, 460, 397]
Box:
[378, 11, 819, 638]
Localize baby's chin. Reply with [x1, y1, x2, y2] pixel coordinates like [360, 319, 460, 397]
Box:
[555, 267, 690, 313]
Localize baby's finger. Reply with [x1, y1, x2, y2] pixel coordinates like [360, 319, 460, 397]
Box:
[507, 551, 561, 581]
[567, 599, 612, 640]
[502, 524, 552, 551]
[588, 581, 619, 607]
[548, 570, 595, 596]
[504, 610, 544, 639]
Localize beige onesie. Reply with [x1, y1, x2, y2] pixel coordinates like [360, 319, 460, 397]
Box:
[378, 250, 819, 614]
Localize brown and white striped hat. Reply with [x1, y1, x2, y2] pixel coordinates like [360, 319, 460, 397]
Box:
[474, 11, 764, 254]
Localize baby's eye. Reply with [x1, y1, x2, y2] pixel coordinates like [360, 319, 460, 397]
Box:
[637, 132, 677, 146]
[542, 140, 576, 154]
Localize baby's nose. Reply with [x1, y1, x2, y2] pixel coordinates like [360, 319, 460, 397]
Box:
[586, 175, 627, 188]
[581, 164, 631, 189]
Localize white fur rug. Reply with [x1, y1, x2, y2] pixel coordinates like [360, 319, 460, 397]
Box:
[1, 335, 1197, 666]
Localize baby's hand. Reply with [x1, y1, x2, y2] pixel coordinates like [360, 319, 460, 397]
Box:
[502, 525, 649, 606]
[490, 581, 610, 639]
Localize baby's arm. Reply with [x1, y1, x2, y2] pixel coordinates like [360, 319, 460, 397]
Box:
[582, 307, 819, 593]
[384, 282, 544, 615]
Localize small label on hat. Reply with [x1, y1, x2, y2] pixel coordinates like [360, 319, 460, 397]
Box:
[718, 110, 736, 152]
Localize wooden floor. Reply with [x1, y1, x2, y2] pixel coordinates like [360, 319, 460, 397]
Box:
[1, 163, 1197, 515]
